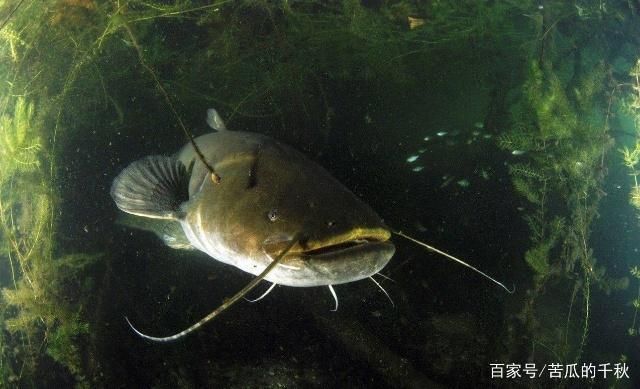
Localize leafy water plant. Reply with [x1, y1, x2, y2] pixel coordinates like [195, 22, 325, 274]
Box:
[620, 59, 640, 338]
[499, 53, 622, 366]
[0, 2, 109, 383]
[629, 266, 640, 336]
[0, 97, 40, 180]
[0, 94, 102, 387]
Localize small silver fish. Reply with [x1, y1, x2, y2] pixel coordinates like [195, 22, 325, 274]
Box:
[412, 166, 425, 172]
[406, 155, 419, 163]
[511, 150, 526, 156]
[436, 131, 448, 137]
[457, 179, 470, 187]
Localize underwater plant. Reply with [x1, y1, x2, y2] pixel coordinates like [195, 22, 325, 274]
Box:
[498, 46, 627, 367]
[0, 94, 102, 386]
[629, 266, 640, 336]
[0, 97, 40, 183]
[0, 1, 108, 385]
[620, 59, 640, 338]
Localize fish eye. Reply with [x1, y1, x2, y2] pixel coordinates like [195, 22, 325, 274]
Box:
[267, 208, 279, 222]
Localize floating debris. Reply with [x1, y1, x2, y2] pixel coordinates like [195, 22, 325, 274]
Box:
[406, 155, 419, 163]
[407, 16, 425, 30]
[457, 179, 470, 187]
[412, 166, 425, 172]
[436, 131, 448, 137]
[511, 150, 526, 156]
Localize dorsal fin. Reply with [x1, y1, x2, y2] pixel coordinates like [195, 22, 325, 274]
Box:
[110, 155, 190, 220]
[206, 108, 228, 131]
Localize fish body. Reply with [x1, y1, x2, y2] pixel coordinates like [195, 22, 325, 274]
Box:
[111, 109, 394, 287]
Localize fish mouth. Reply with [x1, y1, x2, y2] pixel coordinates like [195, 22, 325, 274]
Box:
[262, 228, 395, 286]
[296, 227, 390, 256]
[263, 228, 392, 259]
[298, 229, 395, 285]
[300, 237, 388, 258]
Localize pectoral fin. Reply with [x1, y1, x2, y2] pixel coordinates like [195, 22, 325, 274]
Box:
[111, 155, 190, 220]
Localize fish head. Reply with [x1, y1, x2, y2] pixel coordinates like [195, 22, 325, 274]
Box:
[198, 139, 395, 287]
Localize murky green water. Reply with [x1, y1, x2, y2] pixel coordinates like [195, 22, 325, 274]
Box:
[0, 1, 639, 387]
